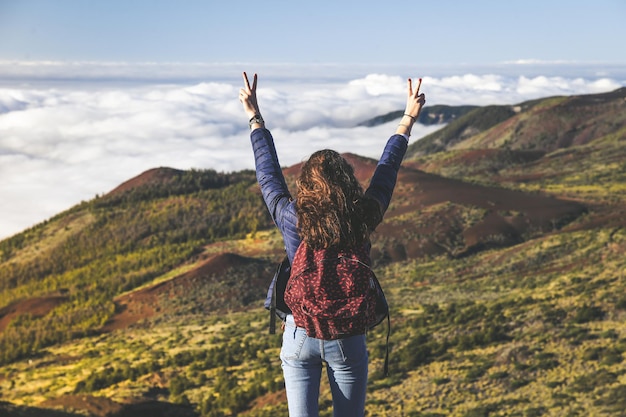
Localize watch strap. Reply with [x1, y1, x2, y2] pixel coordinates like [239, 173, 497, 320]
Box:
[249, 114, 264, 129]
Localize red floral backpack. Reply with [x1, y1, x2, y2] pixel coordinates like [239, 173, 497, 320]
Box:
[284, 242, 388, 340]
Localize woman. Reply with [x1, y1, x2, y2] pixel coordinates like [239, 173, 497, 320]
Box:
[239, 72, 425, 417]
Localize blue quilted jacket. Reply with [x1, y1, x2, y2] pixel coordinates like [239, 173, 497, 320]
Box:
[251, 128, 408, 263]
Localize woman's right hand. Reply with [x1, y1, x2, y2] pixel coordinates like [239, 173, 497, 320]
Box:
[396, 77, 426, 137]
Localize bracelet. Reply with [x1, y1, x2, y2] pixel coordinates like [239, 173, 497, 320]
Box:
[403, 114, 417, 121]
[249, 114, 264, 129]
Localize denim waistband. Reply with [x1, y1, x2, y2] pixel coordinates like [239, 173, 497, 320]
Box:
[283, 315, 365, 339]
[284, 314, 296, 327]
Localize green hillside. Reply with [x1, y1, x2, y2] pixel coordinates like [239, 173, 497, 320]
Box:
[0, 88, 625, 417]
[407, 87, 626, 157]
[0, 168, 274, 365]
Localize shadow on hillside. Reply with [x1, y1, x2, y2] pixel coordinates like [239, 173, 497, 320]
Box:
[0, 401, 79, 417]
[111, 400, 199, 417]
[0, 399, 199, 417]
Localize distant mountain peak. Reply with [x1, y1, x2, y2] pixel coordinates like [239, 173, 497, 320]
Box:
[107, 167, 184, 197]
[357, 104, 479, 128]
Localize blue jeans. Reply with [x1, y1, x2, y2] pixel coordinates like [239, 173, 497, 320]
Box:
[280, 314, 368, 417]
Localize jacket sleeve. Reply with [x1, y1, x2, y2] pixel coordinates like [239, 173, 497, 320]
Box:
[364, 134, 408, 218]
[250, 128, 301, 263]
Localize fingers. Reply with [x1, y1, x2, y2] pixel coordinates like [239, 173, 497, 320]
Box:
[242, 71, 258, 94]
[242, 72, 251, 91]
[407, 77, 424, 100]
[239, 77, 248, 102]
[239, 72, 260, 115]
[408, 77, 423, 98]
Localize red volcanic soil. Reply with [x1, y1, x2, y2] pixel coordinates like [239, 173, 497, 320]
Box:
[102, 253, 273, 332]
[394, 168, 584, 219]
[39, 395, 123, 416]
[107, 167, 184, 196]
[282, 152, 586, 260]
[251, 389, 287, 409]
[0, 295, 68, 332]
[38, 395, 198, 417]
[282, 152, 378, 184]
[406, 149, 546, 178]
[388, 168, 585, 257]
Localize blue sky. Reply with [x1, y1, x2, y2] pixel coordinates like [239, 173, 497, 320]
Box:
[1, 0, 625, 65]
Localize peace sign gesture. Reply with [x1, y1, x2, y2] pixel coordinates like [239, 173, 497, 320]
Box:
[396, 77, 426, 137]
[404, 78, 426, 120]
[239, 72, 261, 119]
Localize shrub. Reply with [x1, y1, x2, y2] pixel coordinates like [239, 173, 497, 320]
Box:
[489, 371, 509, 380]
[462, 403, 499, 417]
[615, 297, 626, 310]
[572, 304, 605, 323]
[530, 352, 559, 371]
[433, 377, 451, 385]
[541, 305, 567, 325]
[560, 325, 593, 345]
[509, 378, 531, 390]
[594, 384, 626, 414]
[465, 361, 493, 382]
[524, 407, 547, 417]
[169, 374, 193, 397]
[570, 369, 617, 393]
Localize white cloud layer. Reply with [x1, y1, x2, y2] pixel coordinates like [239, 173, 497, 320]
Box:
[1, 61, 624, 239]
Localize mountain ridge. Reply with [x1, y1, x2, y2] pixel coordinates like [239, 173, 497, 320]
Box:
[406, 86, 626, 157]
[357, 104, 479, 127]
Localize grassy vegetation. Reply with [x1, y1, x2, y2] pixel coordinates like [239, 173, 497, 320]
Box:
[0, 168, 273, 366]
[1, 224, 624, 416]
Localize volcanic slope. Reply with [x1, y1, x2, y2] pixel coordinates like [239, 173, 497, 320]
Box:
[0, 87, 625, 416]
[95, 155, 586, 330]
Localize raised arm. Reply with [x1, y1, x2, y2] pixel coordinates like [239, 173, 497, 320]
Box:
[365, 77, 426, 219]
[240, 72, 301, 260]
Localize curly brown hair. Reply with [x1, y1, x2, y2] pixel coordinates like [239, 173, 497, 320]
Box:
[296, 150, 382, 249]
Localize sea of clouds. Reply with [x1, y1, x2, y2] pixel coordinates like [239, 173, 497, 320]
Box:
[1, 61, 624, 239]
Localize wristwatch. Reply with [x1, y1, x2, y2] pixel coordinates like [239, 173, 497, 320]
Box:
[249, 114, 264, 129]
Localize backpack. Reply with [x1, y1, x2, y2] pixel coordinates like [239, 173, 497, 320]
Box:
[265, 242, 390, 375]
[284, 242, 387, 340]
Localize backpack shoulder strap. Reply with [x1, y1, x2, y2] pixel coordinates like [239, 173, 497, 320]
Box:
[267, 255, 290, 334]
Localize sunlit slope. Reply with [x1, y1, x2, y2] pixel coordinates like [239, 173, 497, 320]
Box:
[0, 87, 625, 417]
